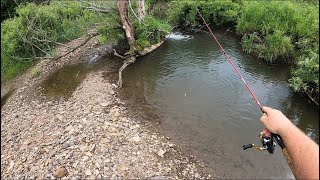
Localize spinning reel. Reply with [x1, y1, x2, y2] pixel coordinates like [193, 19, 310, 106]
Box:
[243, 132, 285, 154]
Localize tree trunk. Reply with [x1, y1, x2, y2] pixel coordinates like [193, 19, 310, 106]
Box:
[117, 0, 135, 47]
[117, 0, 136, 88]
[116, 0, 163, 88]
[137, 0, 146, 21]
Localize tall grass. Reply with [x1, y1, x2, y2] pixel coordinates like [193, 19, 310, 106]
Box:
[1, 1, 110, 82]
[237, 1, 319, 101]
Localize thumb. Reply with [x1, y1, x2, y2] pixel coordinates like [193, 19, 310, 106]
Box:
[260, 115, 267, 124]
[262, 106, 273, 115]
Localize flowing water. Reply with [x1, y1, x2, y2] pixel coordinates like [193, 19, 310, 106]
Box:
[119, 31, 319, 179]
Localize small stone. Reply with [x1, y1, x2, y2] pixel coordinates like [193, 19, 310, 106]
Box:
[100, 138, 110, 144]
[8, 161, 14, 171]
[65, 125, 74, 132]
[95, 162, 101, 168]
[101, 103, 109, 107]
[195, 173, 200, 178]
[157, 149, 166, 157]
[85, 152, 93, 157]
[150, 176, 167, 180]
[132, 135, 141, 142]
[168, 143, 175, 148]
[89, 144, 96, 152]
[82, 156, 89, 161]
[85, 169, 92, 176]
[54, 167, 68, 178]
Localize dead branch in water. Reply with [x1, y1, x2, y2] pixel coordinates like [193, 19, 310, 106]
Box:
[118, 56, 136, 88]
[306, 91, 319, 106]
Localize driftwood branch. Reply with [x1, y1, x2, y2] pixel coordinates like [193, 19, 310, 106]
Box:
[224, 27, 234, 34]
[306, 91, 319, 106]
[53, 32, 98, 60]
[31, 37, 71, 48]
[113, 49, 127, 59]
[193, 24, 207, 33]
[77, 0, 116, 13]
[16, 29, 54, 58]
[118, 57, 136, 88]
[137, 41, 164, 56]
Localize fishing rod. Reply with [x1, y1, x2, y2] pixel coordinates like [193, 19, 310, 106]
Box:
[196, 8, 295, 174]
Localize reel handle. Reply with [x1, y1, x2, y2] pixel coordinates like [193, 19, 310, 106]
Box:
[243, 144, 254, 150]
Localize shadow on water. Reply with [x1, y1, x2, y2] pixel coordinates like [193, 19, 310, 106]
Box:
[1, 89, 15, 109]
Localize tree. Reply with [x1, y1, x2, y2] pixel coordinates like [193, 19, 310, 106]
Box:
[137, 0, 146, 21]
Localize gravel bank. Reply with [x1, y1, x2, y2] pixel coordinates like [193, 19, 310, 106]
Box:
[1, 36, 212, 179]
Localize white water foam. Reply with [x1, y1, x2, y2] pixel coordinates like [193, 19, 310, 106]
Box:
[165, 32, 193, 41]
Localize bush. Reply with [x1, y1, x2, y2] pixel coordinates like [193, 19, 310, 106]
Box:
[168, 0, 241, 28]
[1, 1, 109, 81]
[289, 50, 319, 99]
[236, 1, 319, 99]
[133, 16, 171, 51]
[236, 1, 318, 63]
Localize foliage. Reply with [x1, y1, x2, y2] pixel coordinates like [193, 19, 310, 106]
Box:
[168, 0, 241, 28]
[1, 0, 21, 22]
[241, 30, 294, 62]
[1, 1, 109, 81]
[236, 1, 319, 99]
[133, 15, 171, 51]
[289, 50, 319, 98]
[236, 1, 318, 63]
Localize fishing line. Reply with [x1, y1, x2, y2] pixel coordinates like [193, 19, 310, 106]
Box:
[196, 8, 263, 112]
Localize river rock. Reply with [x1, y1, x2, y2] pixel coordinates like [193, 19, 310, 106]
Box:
[132, 135, 141, 142]
[53, 167, 68, 178]
[157, 149, 166, 157]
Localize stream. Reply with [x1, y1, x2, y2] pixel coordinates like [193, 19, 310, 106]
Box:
[119, 30, 319, 179]
[35, 30, 319, 179]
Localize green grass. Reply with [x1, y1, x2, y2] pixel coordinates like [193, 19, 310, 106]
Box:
[1, 1, 113, 83]
[1, 53, 34, 81]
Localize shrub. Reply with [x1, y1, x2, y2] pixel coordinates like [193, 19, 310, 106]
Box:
[1, 1, 110, 81]
[236, 1, 318, 63]
[289, 50, 319, 98]
[168, 0, 241, 28]
[133, 15, 171, 51]
[236, 1, 318, 99]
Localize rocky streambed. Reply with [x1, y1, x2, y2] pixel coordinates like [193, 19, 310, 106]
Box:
[1, 35, 212, 179]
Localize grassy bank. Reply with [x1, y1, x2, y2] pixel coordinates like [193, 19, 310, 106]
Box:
[1, 0, 171, 82]
[1, 1, 112, 82]
[167, 0, 319, 103]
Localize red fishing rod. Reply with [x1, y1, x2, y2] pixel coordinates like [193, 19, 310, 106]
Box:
[196, 8, 295, 173]
[197, 9, 262, 111]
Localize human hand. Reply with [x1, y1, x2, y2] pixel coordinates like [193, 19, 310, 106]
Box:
[260, 106, 292, 136]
